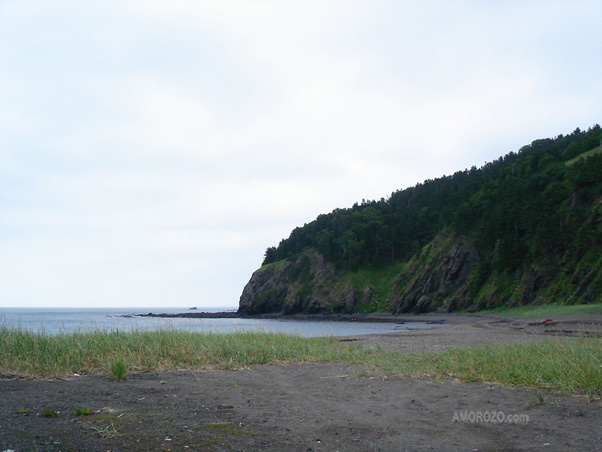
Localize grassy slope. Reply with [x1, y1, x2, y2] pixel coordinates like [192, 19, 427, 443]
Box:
[565, 145, 602, 165]
[481, 303, 602, 318]
[347, 262, 406, 312]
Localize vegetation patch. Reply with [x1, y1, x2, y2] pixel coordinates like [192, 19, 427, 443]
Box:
[345, 262, 406, 313]
[481, 303, 602, 318]
[78, 411, 142, 440]
[1, 327, 601, 396]
[41, 408, 58, 418]
[367, 338, 602, 395]
[89, 418, 120, 439]
[73, 406, 91, 416]
[565, 145, 602, 166]
[0, 327, 362, 378]
[110, 358, 128, 381]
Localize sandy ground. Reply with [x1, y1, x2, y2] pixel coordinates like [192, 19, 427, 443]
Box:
[1, 314, 601, 452]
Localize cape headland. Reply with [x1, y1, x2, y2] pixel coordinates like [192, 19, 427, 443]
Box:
[239, 126, 602, 316]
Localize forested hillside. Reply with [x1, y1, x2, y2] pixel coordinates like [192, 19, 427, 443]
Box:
[239, 126, 602, 314]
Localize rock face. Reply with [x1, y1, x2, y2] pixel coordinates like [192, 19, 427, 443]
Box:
[238, 252, 357, 315]
[238, 234, 481, 315]
[388, 234, 479, 313]
[238, 230, 602, 315]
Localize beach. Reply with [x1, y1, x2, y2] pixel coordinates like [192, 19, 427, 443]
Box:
[1, 314, 601, 451]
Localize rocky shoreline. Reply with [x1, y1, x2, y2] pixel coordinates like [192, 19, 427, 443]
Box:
[124, 311, 602, 336]
[127, 310, 447, 324]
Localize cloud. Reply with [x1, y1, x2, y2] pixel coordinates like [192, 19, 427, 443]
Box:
[1, 0, 602, 307]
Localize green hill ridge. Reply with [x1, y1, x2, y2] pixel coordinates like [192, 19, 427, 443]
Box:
[239, 126, 602, 314]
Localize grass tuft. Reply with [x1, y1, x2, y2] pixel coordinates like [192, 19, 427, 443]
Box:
[110, 358, 128, 381]
[73, 406, 91, 416]
[41, 408, 58, 418]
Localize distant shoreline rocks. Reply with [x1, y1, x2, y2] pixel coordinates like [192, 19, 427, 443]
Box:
[124, 311, 446, 324]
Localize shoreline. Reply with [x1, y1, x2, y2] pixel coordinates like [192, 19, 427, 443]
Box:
[130, 310, 602, 333]
[2, 314, 601, 451]
[129, 310, 463, 324]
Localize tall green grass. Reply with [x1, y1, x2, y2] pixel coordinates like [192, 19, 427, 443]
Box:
[374, 338, 602, 394]
[0, 327, 370, 379]
[481, 303, 602, 318]
[1, 326, 600, 395]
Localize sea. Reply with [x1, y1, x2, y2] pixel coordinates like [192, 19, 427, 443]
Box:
[0, 307, 441, 338]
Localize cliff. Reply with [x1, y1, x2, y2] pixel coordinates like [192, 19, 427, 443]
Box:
[388, 234, 478, 313]
[238, 233, 483, 315]
[239, 225, 602, 315]
[239, 126, 602, 315]
[238, 251, 358, 315]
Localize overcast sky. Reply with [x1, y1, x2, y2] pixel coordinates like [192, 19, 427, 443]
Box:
[1, 1, 601, 309]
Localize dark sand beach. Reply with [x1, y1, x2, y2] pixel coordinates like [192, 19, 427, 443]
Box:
[1, 314, 601, 452]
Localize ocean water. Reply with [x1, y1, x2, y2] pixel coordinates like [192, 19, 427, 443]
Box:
[0, 307, 441, 338]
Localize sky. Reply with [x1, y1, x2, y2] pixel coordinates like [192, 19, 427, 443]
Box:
[1, 1, 601, 309]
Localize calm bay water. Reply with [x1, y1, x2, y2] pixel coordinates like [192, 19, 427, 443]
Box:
[0, 307, 440, 337]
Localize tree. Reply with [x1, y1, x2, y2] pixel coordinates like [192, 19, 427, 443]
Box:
[262, 247, 278, 266]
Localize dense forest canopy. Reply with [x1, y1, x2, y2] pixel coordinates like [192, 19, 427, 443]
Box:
[262, 125, 602, 296]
